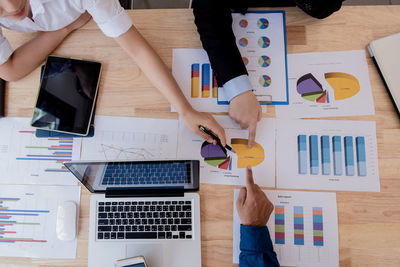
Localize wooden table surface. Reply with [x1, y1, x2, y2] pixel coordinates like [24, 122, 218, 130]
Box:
[2, 6, 400, 267]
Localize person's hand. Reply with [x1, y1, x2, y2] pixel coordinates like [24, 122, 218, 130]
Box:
[181, 108, 226, 146]
[236, 166, 273, 226]
[65, 12, 92, 32]
[229, 91, 262, 148]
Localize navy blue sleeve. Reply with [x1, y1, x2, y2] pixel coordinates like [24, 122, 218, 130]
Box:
[239, 225, 280, 267]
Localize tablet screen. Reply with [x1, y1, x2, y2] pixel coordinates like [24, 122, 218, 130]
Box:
[31, 56, 102, 135]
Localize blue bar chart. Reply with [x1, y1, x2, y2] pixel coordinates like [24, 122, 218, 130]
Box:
[297, 134, 366, 177]
[321, 136, 331, 175]
[277, 119, 379, 192]
[356, 137, 367, 176]
[309, 135, 319, 175]
[297, 135, 307, 174]
[333, 136, 343, 176]
[344, 136, 355, 176]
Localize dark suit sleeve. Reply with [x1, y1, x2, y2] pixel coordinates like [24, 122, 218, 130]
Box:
[192, 0, 247, 87]
[296, 0, 344, 19]
[239, 225, 280, 267]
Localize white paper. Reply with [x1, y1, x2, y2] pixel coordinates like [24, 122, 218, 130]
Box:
[0, 185, 81, 258]
[77, 116, 179, 161]
[231, 12, 288, 104]
[276, 119, 380, 192]
[276, 50, 375, 118]
[0, 117, 81, 185]
[177, 115, 275, 187]
[233, 190, 338, 267]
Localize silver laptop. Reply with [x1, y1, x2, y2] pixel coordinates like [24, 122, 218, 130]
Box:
[64, 160, 201, 267]
[368, 32, 400, 116]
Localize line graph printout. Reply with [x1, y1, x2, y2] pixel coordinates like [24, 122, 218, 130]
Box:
[276, 50, 375, 118]
[0, 185, 80, 258]
[78, 116, 179, 161]
[0, 118, 81, 185]
[177, 115, 275, 187]
[233, 190, 338, 267]
[276, 119, 380, 192]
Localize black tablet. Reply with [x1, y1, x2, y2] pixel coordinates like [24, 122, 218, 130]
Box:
[31, 56, 102, 136]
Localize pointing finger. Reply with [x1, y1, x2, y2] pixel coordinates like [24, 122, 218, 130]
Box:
[248, 121, 257, 148]
[246, 166, 255, 192]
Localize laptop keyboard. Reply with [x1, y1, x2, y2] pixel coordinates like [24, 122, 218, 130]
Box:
[101, 162, 189, 185]
[96, 199, 193, 240]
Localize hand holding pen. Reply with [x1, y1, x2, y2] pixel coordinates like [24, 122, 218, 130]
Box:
[199, 125, 236, 154]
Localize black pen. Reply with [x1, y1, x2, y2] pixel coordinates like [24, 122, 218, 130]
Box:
[199, 125, 236, 154]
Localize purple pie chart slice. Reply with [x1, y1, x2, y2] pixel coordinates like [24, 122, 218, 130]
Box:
[200, 141, 227, 158]
[297, 73, 323, 95]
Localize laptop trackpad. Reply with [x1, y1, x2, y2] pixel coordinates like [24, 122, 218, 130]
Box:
[126, 244, 165, 267]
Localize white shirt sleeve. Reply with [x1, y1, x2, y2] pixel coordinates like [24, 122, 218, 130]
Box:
[0, 28, 13, 65]
[221, 74, 253, 101]
[83, 0, 133, 38]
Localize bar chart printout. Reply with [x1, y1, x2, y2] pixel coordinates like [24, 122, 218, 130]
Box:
[277, 119, 379, 192]
[0, 117, 80, 185]
[296, 134, 367, 177]
[313, 207, 324, 246]
[233, 190, 339, 267]
[275, 205, 285, 244]
[294, 206, 304, 245]
[0, 185, 80, 258]
[0, 197, 49, 244]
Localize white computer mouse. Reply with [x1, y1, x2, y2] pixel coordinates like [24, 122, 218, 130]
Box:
[56, 201, 77, 241]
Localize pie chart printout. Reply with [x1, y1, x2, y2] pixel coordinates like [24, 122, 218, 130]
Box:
[259, 75, 272, 87]
[239, 19, 248, 28]
[200, 142, 232, 170]
[231, 139, 265, 168]
[258, 36, 270, 48]
[239, 38, 248, 47]
[257, 18, 269, 29]
[325, 72, 360, 100]
[297, 72, 360, 103]
[258, 56, 271, 68]
[200, 139, 265, 170]
[242, 57, 249, 66]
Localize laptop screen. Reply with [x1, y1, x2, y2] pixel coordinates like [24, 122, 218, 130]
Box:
[64, 160, 199, 193]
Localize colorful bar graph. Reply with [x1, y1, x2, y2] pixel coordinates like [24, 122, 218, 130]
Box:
[293, 206, 304, 245]
[321, 136, 331, 175]
[298, 135, 307, 174]
[356, 136, 367, 176]
[344, 136, 355, 176]
[333, 136, 343, 176]
[275, 205, 285, 244]
[309, 135, 319, 175]
[191, 64, 200, 98]
[201, 64, 210, 98]
[212, 75, 218, 98]
[312, 207, 324, 246]
[16, 133, 73, 173]
[0, 197, 49, 244]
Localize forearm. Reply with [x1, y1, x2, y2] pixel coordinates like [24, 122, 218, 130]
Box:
[115, 26, 193, 114]
[239, 225, 280, 267]
[0, 27, 73, 81]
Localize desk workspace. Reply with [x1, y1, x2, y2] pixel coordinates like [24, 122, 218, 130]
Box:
[1, 3, 400, 267]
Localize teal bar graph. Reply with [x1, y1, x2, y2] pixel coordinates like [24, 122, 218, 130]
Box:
[309, 135, 319, 175]
[298, 135, 307, 174]
[321, 136, 330, 175]
[344, 136, 355, 176]
[333, 136, 342, 176]
[356, 136, 367, 176]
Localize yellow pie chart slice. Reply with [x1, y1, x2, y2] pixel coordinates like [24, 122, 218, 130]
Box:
[324, 72, 360, 100]
[231, 138, 265, 168]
